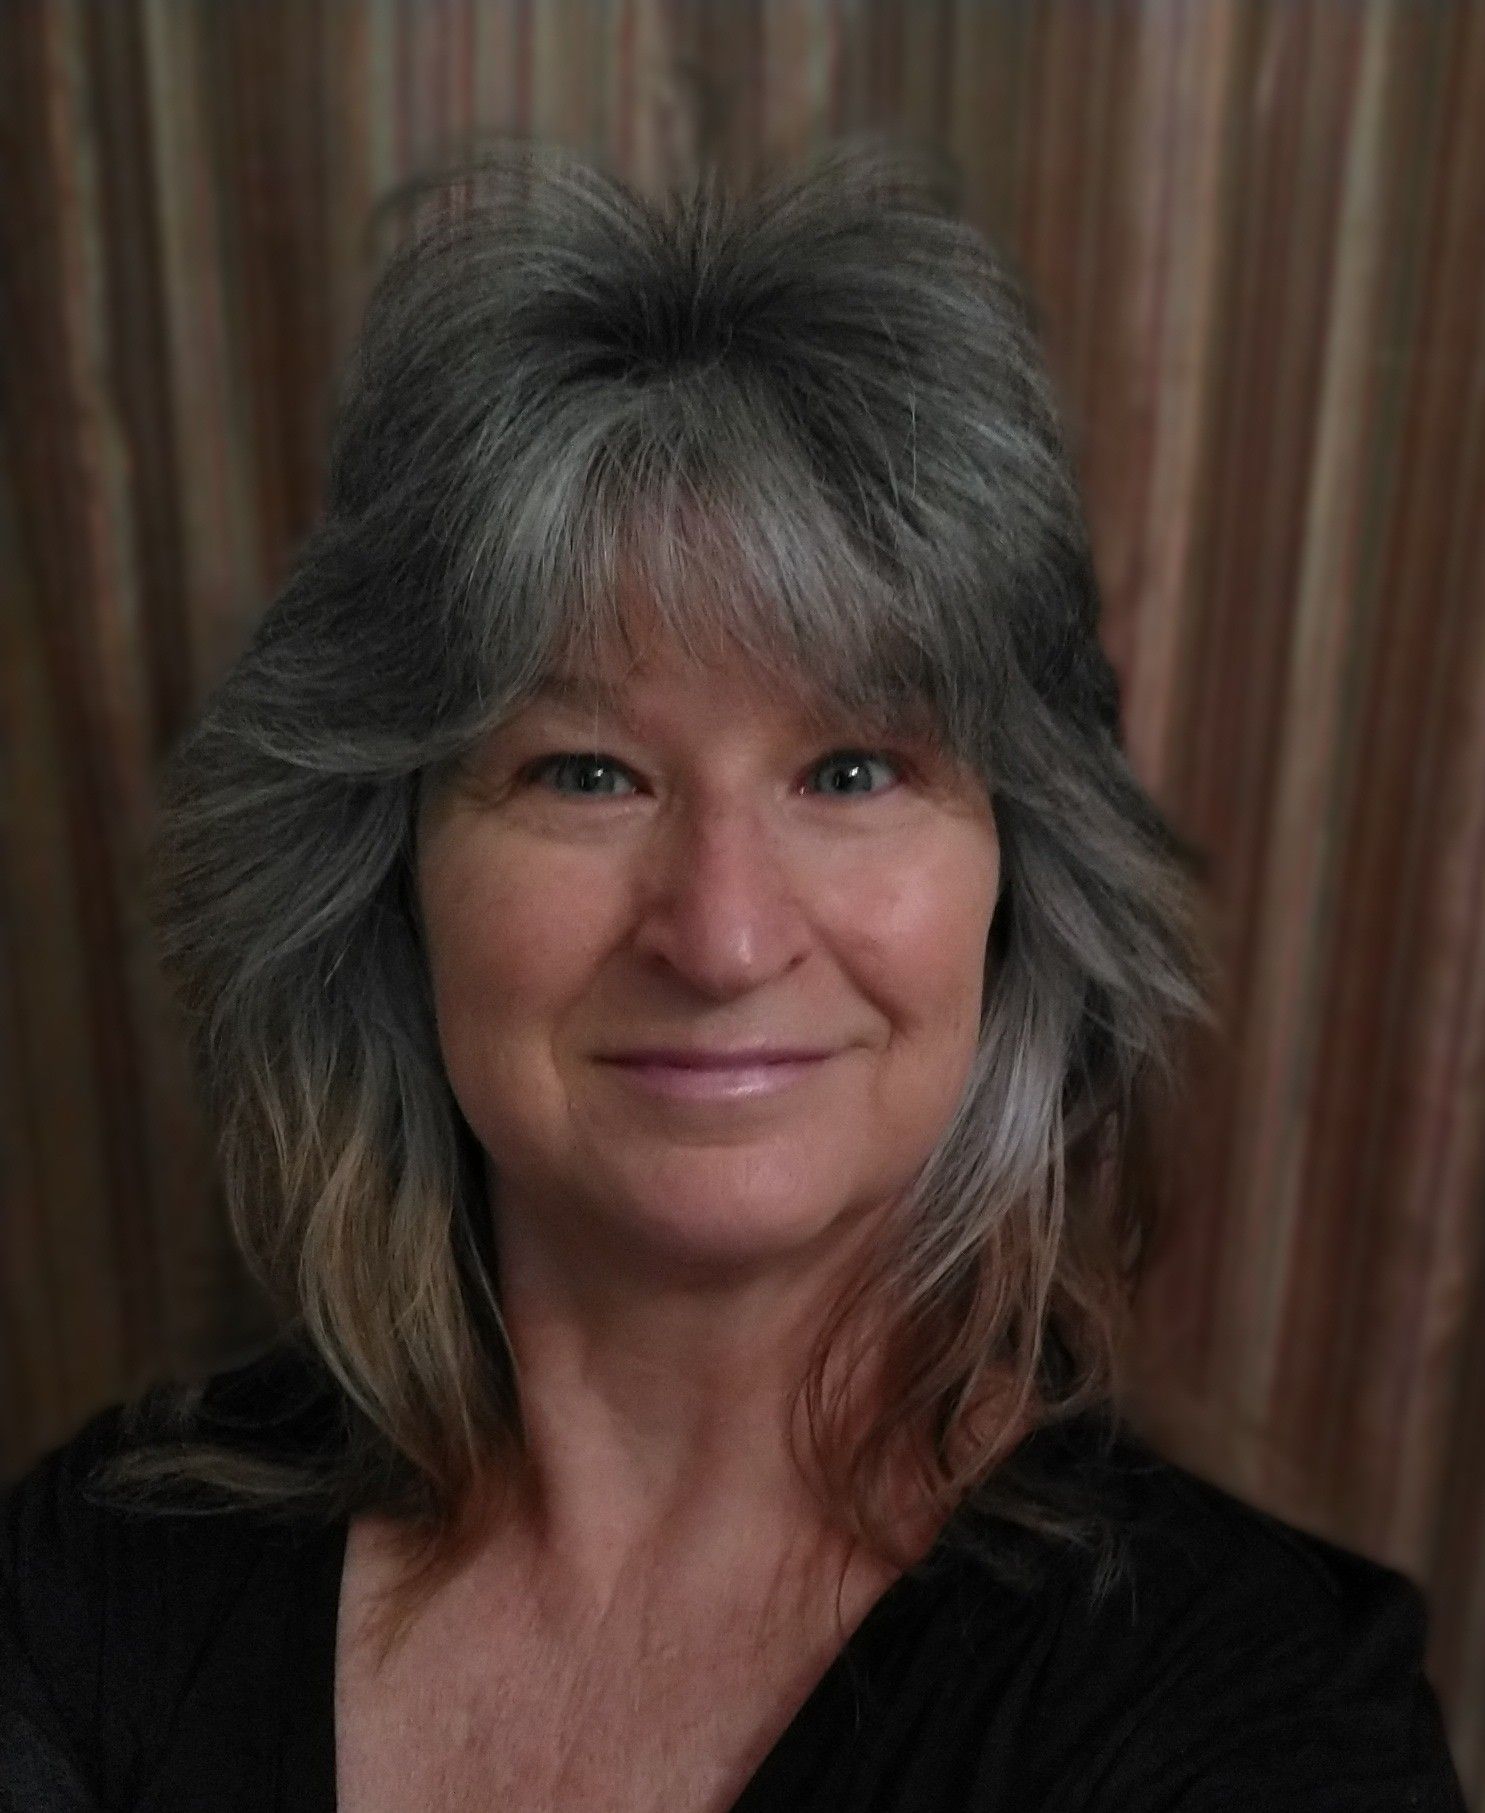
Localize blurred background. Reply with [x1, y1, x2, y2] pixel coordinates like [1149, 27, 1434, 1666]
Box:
[2, 0, 1482, 1796]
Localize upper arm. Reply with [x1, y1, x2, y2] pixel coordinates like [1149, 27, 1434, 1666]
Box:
[0, 1674, 103, 1813]
[0, 1415, 128, 1810]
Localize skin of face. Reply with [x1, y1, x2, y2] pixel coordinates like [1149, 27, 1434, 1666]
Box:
[414, 632, 1001, 1302]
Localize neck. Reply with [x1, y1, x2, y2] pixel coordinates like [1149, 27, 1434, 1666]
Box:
[479, 1211, 952, 1625]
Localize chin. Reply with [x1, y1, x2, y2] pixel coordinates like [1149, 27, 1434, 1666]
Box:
[595, 1165, 865, 1279]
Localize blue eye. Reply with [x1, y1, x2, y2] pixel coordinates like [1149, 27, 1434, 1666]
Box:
[525, 749, 902, 800]
[809, 750, 901, 796]
[528, 753, 636, 796]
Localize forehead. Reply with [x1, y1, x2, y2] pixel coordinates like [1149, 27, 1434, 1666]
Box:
[525, 640, 943, 743]
[530, 660, 805, 717]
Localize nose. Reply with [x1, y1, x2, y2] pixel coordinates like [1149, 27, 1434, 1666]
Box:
[628, 797, 813, 998]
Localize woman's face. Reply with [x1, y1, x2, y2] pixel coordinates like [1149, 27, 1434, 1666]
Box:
[415, 630, 1000, 1284]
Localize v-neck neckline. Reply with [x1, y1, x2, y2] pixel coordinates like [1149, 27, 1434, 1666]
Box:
[725, 1545, 948, 1811]
[292, 1503, 968, 1813]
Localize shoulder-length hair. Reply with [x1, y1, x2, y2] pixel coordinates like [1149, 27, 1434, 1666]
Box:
[95, 133, 1218, 1646]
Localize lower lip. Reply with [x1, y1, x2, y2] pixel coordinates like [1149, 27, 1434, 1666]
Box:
[602, 1057, 832, 1102]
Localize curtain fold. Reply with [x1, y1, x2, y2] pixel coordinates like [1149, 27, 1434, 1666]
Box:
[2, 0, 1480, 1795]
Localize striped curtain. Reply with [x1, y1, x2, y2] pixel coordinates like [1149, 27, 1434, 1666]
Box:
[2, 1, 1481, 1795]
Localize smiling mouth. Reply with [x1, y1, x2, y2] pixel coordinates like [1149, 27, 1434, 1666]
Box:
[599, 1054, 833, 1103]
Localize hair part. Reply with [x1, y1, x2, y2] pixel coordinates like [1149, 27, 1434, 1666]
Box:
[93, 133, 1220, 1660]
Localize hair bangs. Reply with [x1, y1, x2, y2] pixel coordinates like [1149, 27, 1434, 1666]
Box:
[444, 339, 988, 770]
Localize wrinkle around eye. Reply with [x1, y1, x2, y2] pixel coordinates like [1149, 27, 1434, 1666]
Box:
[812, 751, 904, 796]
[519, 748, 912, 802]
[525, 752, 639, 797]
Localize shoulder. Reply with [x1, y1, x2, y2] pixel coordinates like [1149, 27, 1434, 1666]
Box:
[976, 1410, 1467, 1809]
[983, 1403, 1434, 1635]
[0, 1341, 345, 1804]
[1, 1337, 340, 1561]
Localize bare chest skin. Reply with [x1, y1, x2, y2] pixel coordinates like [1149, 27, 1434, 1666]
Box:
[334, 1513, 902, 1813]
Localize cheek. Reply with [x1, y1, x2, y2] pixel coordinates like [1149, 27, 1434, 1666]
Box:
[417, 830, 613, 1051]
[839, 836, 999, 1045]
[416, 832, 626, 1165]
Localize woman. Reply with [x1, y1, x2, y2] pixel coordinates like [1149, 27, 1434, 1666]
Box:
[1, 139, 1466, 1812]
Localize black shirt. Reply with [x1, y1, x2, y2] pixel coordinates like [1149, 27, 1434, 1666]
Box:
[0, 1347, 1468, 1811]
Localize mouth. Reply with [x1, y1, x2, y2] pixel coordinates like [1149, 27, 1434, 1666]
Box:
[598, 1053, 834, 1103]
[600, 1045, 836, 1066]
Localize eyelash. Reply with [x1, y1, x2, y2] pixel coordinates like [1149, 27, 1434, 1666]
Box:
[520, 748, 908, 801]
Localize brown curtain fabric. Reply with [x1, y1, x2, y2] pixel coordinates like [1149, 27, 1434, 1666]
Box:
[2, 0, 1481, 1796]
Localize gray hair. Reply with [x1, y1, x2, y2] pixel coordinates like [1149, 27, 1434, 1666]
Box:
[98, 135, 1218, 1646]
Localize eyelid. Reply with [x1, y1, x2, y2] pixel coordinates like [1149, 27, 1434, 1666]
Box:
[520, 751, 640, 796]
[520, 746, 911, 797]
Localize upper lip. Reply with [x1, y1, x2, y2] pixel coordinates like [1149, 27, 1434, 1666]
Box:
[603, 1046, 835, 1068]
